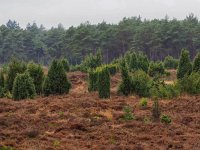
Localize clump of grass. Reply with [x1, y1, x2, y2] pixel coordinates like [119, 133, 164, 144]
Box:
[123, 106, 135, 121]
[161, 115, 172, 124]
[139, 98, 148, 108]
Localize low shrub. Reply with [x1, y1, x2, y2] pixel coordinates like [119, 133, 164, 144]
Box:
[164, 56, 178, 69]
[12, 72, 36, 100]
[132, 70, 152, 97]
[178, 72, 200, 94]
[139, 98, 148, 108]
[161, 115, 172, 124]
[123, 106, 135, 121]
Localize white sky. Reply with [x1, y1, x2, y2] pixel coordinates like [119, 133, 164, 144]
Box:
[0, 0, 200, 29]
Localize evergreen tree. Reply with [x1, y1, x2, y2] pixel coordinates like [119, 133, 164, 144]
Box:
[177, 49, 192, 79]
[6, 59, 27, 92]
[12, 72, 36, 100]
[43, 59, 71, 96]
[61, 58, 70, 72]
[193, 52, 200, 72]
[97, 66, 110, 99]
[88, 69, 98, 92]
[118, 59, 132, 96]
[27, 62, 44, 94]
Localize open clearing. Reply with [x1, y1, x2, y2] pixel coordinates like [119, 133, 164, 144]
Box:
[0, 72, 200, 150]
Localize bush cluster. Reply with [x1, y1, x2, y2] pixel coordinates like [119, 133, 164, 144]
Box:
[43, 60, 71, 96]
[81, 50, 102, 72]
[148, 62, 165, 77]
[161, 115, 172, 124]
[124, 51, 149, 73]
[6, 59, 27, 92]
[193, 52, 200, 73]
[0, 72, 5, 98]
[27, 62, 44, 94]
[164, 56, 179, 69]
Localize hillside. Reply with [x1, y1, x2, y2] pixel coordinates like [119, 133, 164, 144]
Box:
[0, 72, 200, 150]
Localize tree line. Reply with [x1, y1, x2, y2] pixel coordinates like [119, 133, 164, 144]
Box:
[1, 14, 200, 65]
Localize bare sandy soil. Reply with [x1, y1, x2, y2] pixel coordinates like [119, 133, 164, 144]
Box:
[0, 71, 200, 150]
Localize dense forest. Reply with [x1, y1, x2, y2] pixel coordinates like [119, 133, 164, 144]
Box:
[0, 14, 200, 65]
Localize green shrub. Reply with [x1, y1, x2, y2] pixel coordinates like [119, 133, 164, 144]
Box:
[88, 69, 98, 92]
[193, 52, 200, 73]
[161, 115, 172, 124]
[0, 146, 14, 150]
[70, 64, 81, 72]
[152, 99, 161, 121]
[178, 72, 200, 94]
[118, 60, 132, 96]
[106, 64, 118, 75]
[81, 50, 102, 72]
[139, 98, 148, 107]
[132, 70, 152, 97]
[148, 62, 165, 77]
[123, 106, 135, 121]
[150, 80, 180, 99]
[97, 66, 110, 99]
[6, 59, 27, 92]
[27, 62, 44, 94]
[0, 72, 5, 98]
[177, 49, 192, 79]
[61, 58, 70, 72]
[137, 53, 149, 73]
[164, 56, 179, 69]
[12, 72, 36, 100]
[43, 60, 71, 96]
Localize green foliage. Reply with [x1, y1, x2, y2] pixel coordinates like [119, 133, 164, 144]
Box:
[161, 115, 172, 124]
[27, 62, 44, 94]
[106, 64, 118, 75]
[178, 72, 200, 94]
[118, 60, 132, 96]
[0, 146, 14, 150]
[131, 70, 152, 97]
[164, 56, 179, 69]
[0, 72, 5, 98]
[152, 99, 161, 121]
[124, 51, 149, 73]
[137, 53, 149, 73]
[139, 98, 148, 107]
[193, 52, 200, 72]
[150, 79, 180, 99]
[123, 106, 135, 121]
[177, 49, 192, 79]
[61, 58, 70, 72]
[88, 69, 98, 92]
[6, 59, 27, 92]
[43, 59, 71, 96]
[97, 66, 110, 99]
[148, 62, 165, 77]
[12, 72, 36, 100]
[81, 50, 102, 72]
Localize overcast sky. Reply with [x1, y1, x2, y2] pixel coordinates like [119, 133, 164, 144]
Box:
[0, 0, 200, 29]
